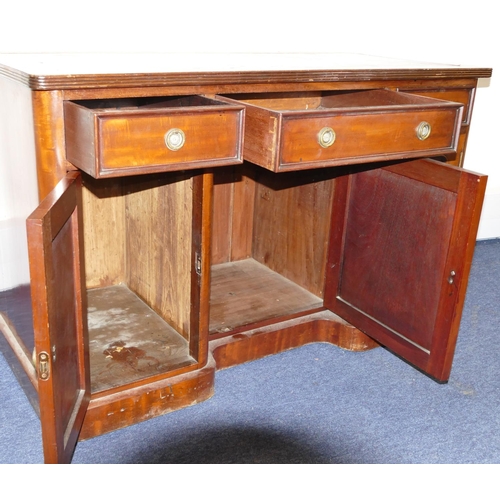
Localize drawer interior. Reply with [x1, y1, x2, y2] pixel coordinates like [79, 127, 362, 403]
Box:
[70, 94, 229, 112]
[223, 89, 457, 112]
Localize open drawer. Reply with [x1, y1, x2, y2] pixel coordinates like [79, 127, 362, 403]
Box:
[219, 90, 463, 172]
[64, 95, 245, 178]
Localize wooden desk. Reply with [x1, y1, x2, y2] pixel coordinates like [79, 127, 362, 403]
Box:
[0, 54, 492, 463]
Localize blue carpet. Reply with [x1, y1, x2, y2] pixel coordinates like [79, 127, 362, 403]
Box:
[1, 239, 499, 464]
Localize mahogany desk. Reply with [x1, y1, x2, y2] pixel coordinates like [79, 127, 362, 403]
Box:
[0, 54, 492, 463]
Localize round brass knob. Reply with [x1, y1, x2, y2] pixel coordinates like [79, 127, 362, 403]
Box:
[164, 128, 185, 151]
[416, 121, 432, 141]
[318, 127, 336, 148]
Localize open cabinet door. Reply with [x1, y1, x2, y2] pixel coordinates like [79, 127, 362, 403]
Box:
[27, 171, 90, 463]
[325, 159, 487, 382]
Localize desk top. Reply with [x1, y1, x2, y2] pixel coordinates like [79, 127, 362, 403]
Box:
[0, 53, 492, 90]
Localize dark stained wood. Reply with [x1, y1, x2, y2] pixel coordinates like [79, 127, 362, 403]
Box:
[80, 354, 216, 440]
[427, 162, 488, 380]
[324, 159, 487, 382]
[403, 87, 475, 125]
[32, 90, 76, 199]
[64, 96, 245, 178]
[58, 77, 481, 102]
[189, 171, 213, 365]
[26, 171, 90, 464]
[0, 59, 491, 91]
[223, 90, 464, 172]
[211, 310, 379, 370]
[0, 56, 491, 462]
[444, 128, 468, 167]
[29, 77, 482, 196]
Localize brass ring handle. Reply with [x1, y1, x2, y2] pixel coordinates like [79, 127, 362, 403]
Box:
[416, 121, 432, 141]
[318, 127, 336, 148]
[164, 128, 186, 151]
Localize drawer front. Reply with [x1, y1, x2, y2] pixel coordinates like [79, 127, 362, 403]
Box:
[220, 90, 463, 172]
[280, 108, 460, 168]
[99, 110, 241, 171]
[65, 96, 245, 178]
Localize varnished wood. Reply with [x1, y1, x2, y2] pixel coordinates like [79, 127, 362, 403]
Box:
[64, 96, 245, 178]
[80, 354, 216, 440]
[324, 159, 487, 382]
[26, 172, 90, 464]
[22, 66, 492, 91]
[403, 87, 475, 125]
[223, 90, 464, 172]
[29, 76, 481, 195]
[0, 54, 491, 463]
[57, 77, 480, 102]
[211, 310, 379, 370]
[32, 91, 75, 199]
[0, 52, 491, 90]
[428, 162, 488, 380]
[189, 171, 213, 365]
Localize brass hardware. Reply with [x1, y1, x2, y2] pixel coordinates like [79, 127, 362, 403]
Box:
[448, 270, 456, 284]
[416, 121, 432, 141]
[38, 352, 50, 380]
[164, 128, 185, 151]
[195, 253, 202, 275]
[318, 127, 336, 148]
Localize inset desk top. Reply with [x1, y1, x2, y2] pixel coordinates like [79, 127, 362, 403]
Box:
[0, 52, 492, 90]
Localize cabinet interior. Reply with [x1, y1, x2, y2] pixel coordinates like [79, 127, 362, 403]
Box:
[82, 172, 198, 393]
[209, 165, 338, 336]
[83, 163, 340, 388]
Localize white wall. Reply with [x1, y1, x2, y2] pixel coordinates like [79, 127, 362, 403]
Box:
[0, 77, 38, 291]
[1, 0, 498, 290]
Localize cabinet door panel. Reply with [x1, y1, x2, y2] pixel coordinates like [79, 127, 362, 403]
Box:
[27, 171, 90, 463]
[325, 159, 487, 381]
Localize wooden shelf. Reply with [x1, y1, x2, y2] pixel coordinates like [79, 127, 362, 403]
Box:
[88, 285, 195, 393]
[209, 258, 323, 335]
